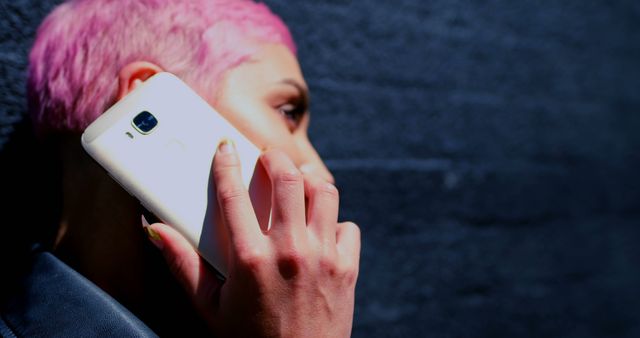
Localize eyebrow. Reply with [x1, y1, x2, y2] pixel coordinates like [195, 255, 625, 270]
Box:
[280, 79, 310, 107]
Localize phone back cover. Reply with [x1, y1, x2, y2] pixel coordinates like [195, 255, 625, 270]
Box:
[81, 72, 261, 277]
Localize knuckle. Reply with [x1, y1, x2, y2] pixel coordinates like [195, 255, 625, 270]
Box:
[217, 186, 246, 206]
[237, 249, 266, 273]
[343, 221, 358, 229]
[336, 259, 359, 285]
[343, 265, 359, 285]
[215, 150, 240, 168]
[276, 170, 303, 185]
[213, 157, 239, 179]
[278, 247, 306, 265]
[317, 182, 339, 200]
[344, 221, 361, 236]
[277, 250, 306, 279]
[319, 255, 339, 277]
[167, 255, 196, 283]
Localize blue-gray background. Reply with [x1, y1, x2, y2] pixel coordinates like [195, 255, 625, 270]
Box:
[1, 1, 639, 337]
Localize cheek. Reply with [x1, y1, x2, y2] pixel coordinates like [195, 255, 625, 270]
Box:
[216, 99, 288, 149]
[247, 109, 298, 151]
[215, 96, 307, 163]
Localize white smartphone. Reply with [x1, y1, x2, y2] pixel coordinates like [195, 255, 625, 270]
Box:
[81, 72, 262, 278]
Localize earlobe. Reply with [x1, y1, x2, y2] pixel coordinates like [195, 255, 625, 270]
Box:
[117, 61, 164, 100]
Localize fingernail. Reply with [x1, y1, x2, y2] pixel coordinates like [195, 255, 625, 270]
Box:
[145, 226, 164, 249]
[219, 139, 235, 154]
[142, 215, 163, 249]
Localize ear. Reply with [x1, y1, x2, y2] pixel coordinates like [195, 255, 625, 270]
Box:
[117, 61, 164, 100]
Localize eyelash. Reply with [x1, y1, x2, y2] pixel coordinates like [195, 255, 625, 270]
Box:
[277, 100, 306, 130]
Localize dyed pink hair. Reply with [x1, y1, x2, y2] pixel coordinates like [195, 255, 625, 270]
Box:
[28, 0, 296, 133]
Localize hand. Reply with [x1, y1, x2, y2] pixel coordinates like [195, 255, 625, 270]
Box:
[142, 140, 361, 338]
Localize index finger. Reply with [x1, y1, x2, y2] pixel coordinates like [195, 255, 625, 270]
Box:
[212, 139, 262, 249]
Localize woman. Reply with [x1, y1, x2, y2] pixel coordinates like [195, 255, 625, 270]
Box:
[27, 0, 360, 336]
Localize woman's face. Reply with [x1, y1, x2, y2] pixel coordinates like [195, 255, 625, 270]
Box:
[211, 44, 334, 184]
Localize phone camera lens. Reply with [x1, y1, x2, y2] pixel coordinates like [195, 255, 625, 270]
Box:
[133, 111, 158, 134]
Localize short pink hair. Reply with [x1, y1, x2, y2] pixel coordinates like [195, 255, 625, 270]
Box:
[28, 0, 295, 134]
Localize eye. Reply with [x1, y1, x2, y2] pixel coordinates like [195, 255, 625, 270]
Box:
[277, 100, 306, 130]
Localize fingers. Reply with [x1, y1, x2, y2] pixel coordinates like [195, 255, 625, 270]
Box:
[248, 159, 272, 233]
[142, 216, 222, 314]
[304, 173, 339, 245]
[336, 221, 361, 268]
[212, 140, 262, 249]
[259, 150, 306, 239]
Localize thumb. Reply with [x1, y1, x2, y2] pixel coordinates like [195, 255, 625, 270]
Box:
[142, 215, 223, 315]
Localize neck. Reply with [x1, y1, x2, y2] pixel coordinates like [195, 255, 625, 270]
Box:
[55, 134, 147, 303]
[53, 135, 206, 334]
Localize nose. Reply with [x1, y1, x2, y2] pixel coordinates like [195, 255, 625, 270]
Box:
[294, 137, 335, 184]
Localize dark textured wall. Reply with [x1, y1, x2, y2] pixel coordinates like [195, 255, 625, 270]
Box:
[1, 1, 639, 337]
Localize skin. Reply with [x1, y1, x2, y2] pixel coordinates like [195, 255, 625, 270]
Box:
[54, 43, 360, 337]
